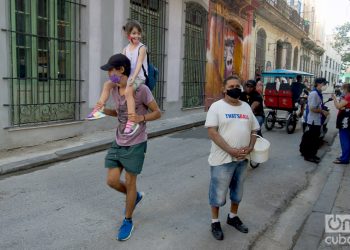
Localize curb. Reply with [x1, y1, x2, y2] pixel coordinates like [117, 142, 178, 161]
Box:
[0, 121, 205, 176]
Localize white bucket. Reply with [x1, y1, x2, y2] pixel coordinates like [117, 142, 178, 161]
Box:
[250, 135, 270, 163]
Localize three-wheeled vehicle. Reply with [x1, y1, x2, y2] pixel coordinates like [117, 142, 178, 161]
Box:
[261, 69, 314, 134]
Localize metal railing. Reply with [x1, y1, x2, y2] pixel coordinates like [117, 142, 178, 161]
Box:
[264, 0, 309, 34]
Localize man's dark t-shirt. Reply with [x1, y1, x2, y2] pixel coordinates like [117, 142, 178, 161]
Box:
[240, 91, 265, 117]
[291, 81, 306, 103]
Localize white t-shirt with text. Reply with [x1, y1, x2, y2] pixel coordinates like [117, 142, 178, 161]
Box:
[205, 99, 260, 166]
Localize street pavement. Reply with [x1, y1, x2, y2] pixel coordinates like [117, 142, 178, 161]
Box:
[1, 91, 350, 249]
[0, 98, 347, 250]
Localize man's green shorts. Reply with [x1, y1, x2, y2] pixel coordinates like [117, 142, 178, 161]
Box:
[105, 140, 147, 175]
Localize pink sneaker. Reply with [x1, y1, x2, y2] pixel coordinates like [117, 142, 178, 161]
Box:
[86, 107, 106, 120]
[123, 121, 139, 135]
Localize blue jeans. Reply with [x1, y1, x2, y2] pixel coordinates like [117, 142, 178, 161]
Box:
[209, 160, 248, 207]
[255, 115, 265, 136]
[255, 115, 265, 128]
[339, 128, 350, 163]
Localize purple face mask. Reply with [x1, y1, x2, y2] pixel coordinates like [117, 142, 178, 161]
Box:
[109, 74, 121, 83]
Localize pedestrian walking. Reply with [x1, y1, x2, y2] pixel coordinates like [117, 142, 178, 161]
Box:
[255, 77, 264, 95]
[205, 75, 260, 241]
[299, 78, 329, 163]
[333, 83, 350, 164]
[291, 75, 307, 117]
[241, 79, 265, 136]
[87, 20, 149, 136]
[100, 53, 161, 241]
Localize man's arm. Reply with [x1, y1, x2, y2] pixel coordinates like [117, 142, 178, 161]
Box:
[250, 101, 260, 113]
[127, 99, 161, 123]
[145, 100, 161, 121]
[245, 131, 258, 153]
[309, 93, 323, 113]
[207, 127, 245, 160]
[103, 108, 117, 117]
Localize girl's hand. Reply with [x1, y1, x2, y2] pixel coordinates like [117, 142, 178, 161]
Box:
[127, 76, 135, 86]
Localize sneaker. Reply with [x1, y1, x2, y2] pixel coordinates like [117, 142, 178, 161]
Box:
[227, 215, 249, 234]
[135, 191, 144, 209]
[123, 121, 139, 135]
[117, 219, 134, 241]
[86, 107, 106, 120]
[211, 222, 224, 240]
[123, 191, 144, 215]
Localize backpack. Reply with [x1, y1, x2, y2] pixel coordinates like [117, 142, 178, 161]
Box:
[138, 45, 159, 91]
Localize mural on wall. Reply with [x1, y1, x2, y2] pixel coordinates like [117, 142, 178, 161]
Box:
[205, 0, 254, 109]
[224, 37, 234, 78]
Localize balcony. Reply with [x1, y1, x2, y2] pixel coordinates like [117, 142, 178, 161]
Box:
[257, 0, 309, 37]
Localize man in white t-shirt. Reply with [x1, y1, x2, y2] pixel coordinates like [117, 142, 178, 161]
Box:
[205, 75, 260, 241]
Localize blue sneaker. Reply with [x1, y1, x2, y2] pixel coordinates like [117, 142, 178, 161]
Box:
[135, 191, 144, 208]
[117, 219, 134, 241]
[124, 191, 144, 215]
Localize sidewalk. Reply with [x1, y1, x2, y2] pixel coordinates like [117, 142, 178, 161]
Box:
[293, 136, 350, 250]
[250, 132, 348, 250]
[0, 112, 206, 176]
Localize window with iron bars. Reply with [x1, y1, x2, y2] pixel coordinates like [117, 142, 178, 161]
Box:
[130, 0, 167, 110]
[182, 2, 207, 109]
[255, 28, 266, 76]
[4, 0, 84, 127]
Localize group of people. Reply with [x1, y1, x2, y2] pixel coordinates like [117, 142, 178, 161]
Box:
[84, 18, 262, 242]
[298, 77, 350, 165]
[86, 20, 161, 241]
[85, 18, 349, 243]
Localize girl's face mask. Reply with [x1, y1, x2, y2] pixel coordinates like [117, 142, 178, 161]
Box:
[109, 74, 121, 83]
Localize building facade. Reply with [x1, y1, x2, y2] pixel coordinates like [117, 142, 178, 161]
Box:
[0, 0, 330, 151]
[0, 0, 210, 150]
[321, 36, 342, 84]
[249, 0, 326, 79]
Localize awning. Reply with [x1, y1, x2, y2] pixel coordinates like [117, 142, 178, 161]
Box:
[261, 69, 314, 78]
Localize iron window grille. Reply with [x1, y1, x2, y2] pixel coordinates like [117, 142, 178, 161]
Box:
[285, 43, 292, 69]
[130, 0, 167, 110]
[255, 28, 266, 76]
[293, 47, 298, 70]
[182, 2, 207, 109]
[3, 0, 85, 127]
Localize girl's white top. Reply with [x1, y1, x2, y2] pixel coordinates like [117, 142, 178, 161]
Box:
[125, 42, 148, 81]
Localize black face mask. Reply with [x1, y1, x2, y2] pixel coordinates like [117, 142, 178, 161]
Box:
[226, 88, 242, 99]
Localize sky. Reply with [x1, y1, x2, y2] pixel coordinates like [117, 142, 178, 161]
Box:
[319, 0, 350, 35]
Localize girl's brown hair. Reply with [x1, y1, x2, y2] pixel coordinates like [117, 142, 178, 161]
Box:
[122, 20, 143, 34]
